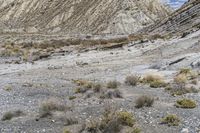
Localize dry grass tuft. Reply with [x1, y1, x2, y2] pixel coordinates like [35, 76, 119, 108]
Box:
[1, 110, 24, 121]
[39, 98, 69, 118]
[107, 80, 118, 89]
[125, 75, 140, 86]
[135, 95, 154, 108]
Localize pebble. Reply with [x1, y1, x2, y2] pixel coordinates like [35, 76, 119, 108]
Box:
[181, 128, 189, 133]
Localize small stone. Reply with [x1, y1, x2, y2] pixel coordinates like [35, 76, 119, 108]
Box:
[181, 128, 189, 133]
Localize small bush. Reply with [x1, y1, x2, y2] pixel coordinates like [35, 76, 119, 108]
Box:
[161, 114, 180, 126]
[93, 83, 102, 93]
[116, 111, 135, 127]
[107, 80, 118, 89]
[179, 68, 191, 75]
[1, 110, 24, 121]
[128, 127, 141, 133]
[39, 98, 69, 118]
[73, 79, 92, 87]
[75, 87, 88, 94]
[174, 74, 187, 84]
[100, 89, 122, 99]
[175, 99, 197, 109]
[125, 75, 140, 86]
[191, 80, 198, 85]
[135, 95, 154, 108]
[86, 110, 135, 133]
[141, 74, 163, 84]
[150, 80, 167, 88]
[69, 96, 76, 100]
[63, 129, 71, 133]
[167, 83, 199, 96]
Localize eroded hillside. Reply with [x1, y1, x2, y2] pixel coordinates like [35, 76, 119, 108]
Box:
[0, 0, 171, 34]
[146, 0, 200, 35]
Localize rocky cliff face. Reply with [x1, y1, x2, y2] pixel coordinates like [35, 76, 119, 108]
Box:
[146, 0, 200, 35]
[0, 0, 171, 34]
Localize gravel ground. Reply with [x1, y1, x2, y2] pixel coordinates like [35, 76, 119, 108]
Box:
[0, 32, 200, 133]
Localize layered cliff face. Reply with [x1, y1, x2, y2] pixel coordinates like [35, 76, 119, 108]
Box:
[146, 0, 200, 35]
[0, 0, 171, 34]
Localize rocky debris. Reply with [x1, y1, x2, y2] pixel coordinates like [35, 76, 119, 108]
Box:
[144, 0, 200, 36]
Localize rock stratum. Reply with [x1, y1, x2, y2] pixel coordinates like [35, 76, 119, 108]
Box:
[0, 0, 171, 34]
[147, 0, 200, 35]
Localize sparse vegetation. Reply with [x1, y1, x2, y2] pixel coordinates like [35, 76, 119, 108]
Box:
[39, 98, 69, 118]
[142, 74, 163, 84]
[69, 96, 76, 100]
[128, 127, 141, 133]
[93, 83, 102, 93]
[86, 109, 136, 133]
[4, 85, 12, 91]
[175, 99, 197, 109]
[179, 68, 191, 75]
[125, 75, 140, 86]
[1, 110, 24, 121]
[63, 129, 71, 133]
[150, 80, 167, 88]
[174, 74, 187, 84]
[135, 95, 154, 108]
[100, 89, 122, 99]
[107, 80, 118, 89]
[161, 114, 180, 126]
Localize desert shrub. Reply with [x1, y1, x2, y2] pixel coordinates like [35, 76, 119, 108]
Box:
[75, 87, 88, 94]
[69, 96, 76, 100]
[175, 99, 197, 109]
[161, 114, 180, 126]
[63, 117, 78, 126]
[116, 111, 135, 126]
[191, 80, 198, 85]
[125, 75, 140, 86]
[179, 68, 191, 75]
[100, 89, 122, 99]
[86, 109, 136, 133]
[141, 74, 163, 84]
[150, 80, 167, 88]
[93, 83, 102, 93]
[168, 84, 199, 96]
[174, 74, 187, 84]
[135, 95, 154, 108]
[128, 127, 141, 133]
[73, 79, 92, 87]
[63, 129, 71, 133]
[39, 98, 69, 118]
[107, 80, 118, 89]
[4, 85, 12, 91]
[1, 110, 24, 121]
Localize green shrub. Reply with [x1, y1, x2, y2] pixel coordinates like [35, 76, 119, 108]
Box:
[117, 111, 135, 127]
[175, 99, 196, 109]
[161, 114, 180, 126]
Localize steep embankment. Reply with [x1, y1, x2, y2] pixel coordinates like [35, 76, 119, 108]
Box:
[0, 0, 171, 34]
[146, 0, 200, 35]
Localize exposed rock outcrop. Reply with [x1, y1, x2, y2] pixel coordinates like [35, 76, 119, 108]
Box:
[0, 0, 171, 34]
